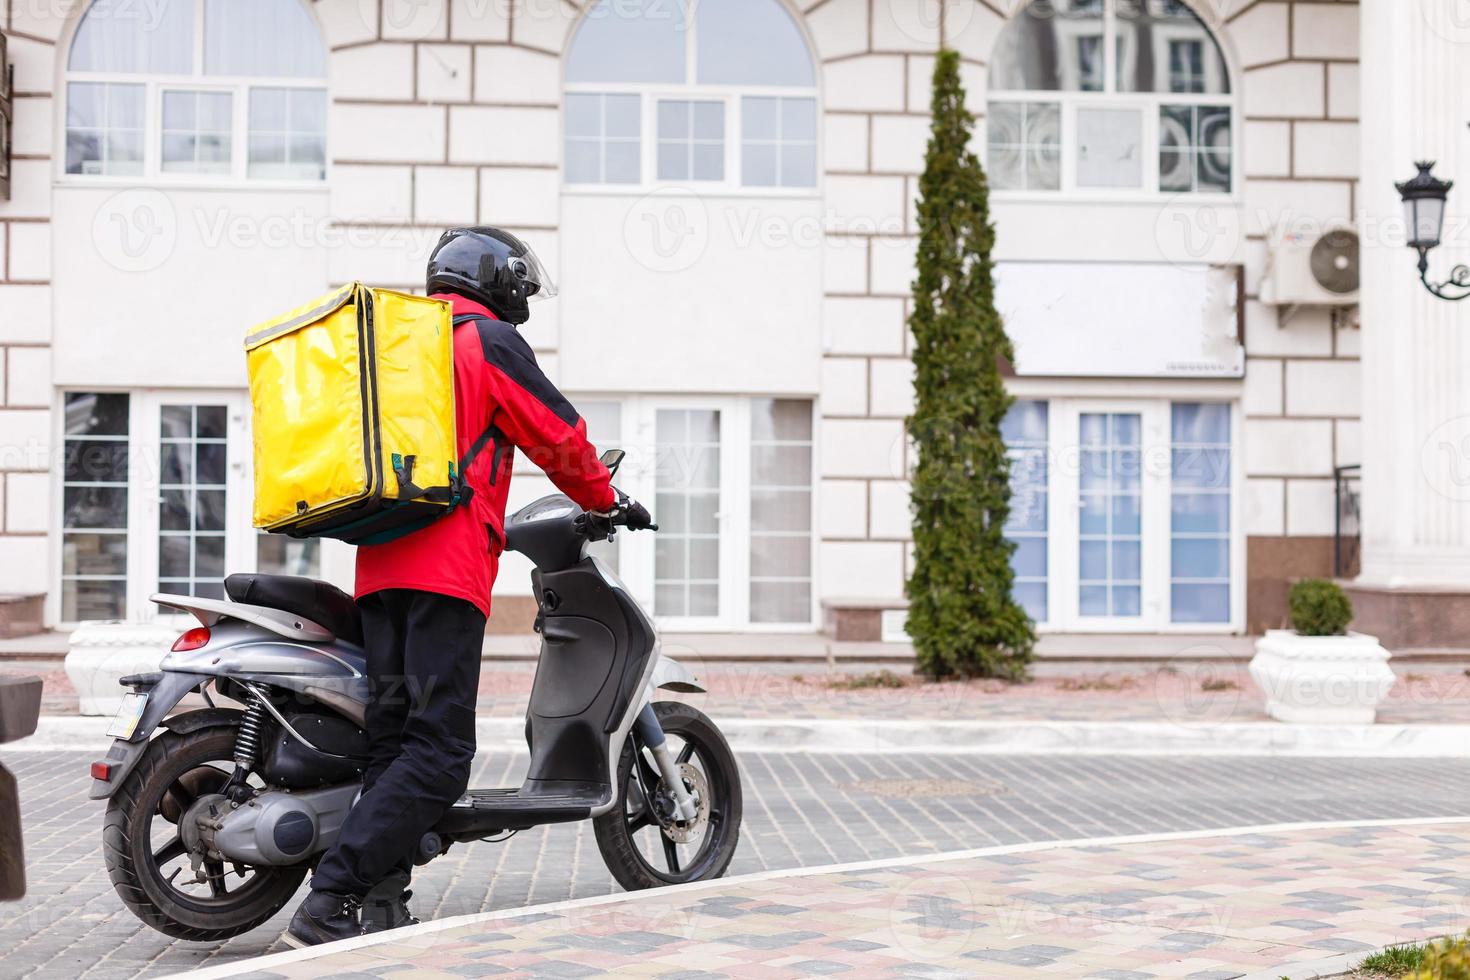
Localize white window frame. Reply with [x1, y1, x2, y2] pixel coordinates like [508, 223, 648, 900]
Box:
[562, 0, 821, 197]
[57, 0, 328, 188]
[1006, 394, 1243, 635]
[51, 389, 280, 629]
[560, 393, 820, 632]
[986, 0, 1238, 204]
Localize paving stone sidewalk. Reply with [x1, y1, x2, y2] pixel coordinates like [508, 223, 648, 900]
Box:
[202, 819, 1470, 980]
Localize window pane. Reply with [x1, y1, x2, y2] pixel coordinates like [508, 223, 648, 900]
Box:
[743, 97, 778, 141]
[604, 142, 641, 184]
[69, 0, 193, 73]
[694, 101, 725, 140]
[658, 100, 689, 139]
[779, 144, 816, 189]
[1170, 402, 1231, 623]
[565, 139, 601, 183]
[1116, 0, 1230, 94]
[291, 89, 328, 131]
[567, 0, 687, 84]
[66, 392, 130, 436]
[1172, 584, 1230, 624]
[67, 82, 105, 128]
[989, 101, 1060, 192]
[751, 398, 813, 624]
[657, 141, 688, 181]
[604, 94, 642, 138]
[250, 88, 289, 130]
[63, 532, 127, 577]
[694, 143, 725, 182]
[67, 83, 145, 176]
[741, 97, 814, 189]
[780, 98, 817, 141]
[989, 0, 1105, 92]
[249, 87, 327, 180]
[258, 534, 321, 577]
[565, 93, 601, 139]
[1003, 400, 1048, 623]
[696, 0, 815, 87]
[205, 0, 327, 77]
[1076, 107, 1142, 188]
[162, 90, 234, 174]
[63, 392, 130, 623]
[742, 143, 777, 187]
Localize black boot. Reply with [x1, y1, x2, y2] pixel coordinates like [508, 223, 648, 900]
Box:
[285, 889, 362, 948]
[362, 871, 419, 934]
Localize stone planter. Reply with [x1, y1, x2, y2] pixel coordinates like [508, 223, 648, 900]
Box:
[64, 623, 177, 716]
[1248, 629, 1397, 724]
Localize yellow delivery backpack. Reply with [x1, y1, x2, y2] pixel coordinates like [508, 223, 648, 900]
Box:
[245, 282, 470, 545]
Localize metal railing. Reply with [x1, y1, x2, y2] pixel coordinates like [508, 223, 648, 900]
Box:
[1334, 464, 1362, 578]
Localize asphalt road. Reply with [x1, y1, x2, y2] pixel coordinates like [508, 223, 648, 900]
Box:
[4, 749, 1469, 978]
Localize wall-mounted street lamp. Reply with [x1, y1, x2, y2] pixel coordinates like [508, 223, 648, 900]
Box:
[1396, 160, 1470, 301]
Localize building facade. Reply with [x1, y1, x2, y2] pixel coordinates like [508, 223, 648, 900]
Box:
[0, 0, 1386, 640]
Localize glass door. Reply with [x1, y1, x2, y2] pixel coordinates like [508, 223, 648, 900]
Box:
[132, 391, 253, 617]
[652, 405, 728, 629]
[1077, 411, 1143, 620]
[1051, 400, 1170, 631]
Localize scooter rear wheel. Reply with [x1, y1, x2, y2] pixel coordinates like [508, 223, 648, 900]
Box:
[593, 701, 742, 890]
[103, 727, 309, 940]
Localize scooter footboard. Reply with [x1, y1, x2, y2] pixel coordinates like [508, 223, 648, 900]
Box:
[88, 671, 231, 800]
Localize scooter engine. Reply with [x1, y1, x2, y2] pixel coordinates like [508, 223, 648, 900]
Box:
[202, 783, 360, 866]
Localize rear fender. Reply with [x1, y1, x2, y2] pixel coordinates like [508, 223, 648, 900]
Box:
[87, 671, 219, 800]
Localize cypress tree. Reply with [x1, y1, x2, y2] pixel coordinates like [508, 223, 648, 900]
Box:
[905, 50, 1035, 680]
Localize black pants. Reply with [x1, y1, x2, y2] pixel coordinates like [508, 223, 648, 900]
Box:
[311, 590, 485, 897]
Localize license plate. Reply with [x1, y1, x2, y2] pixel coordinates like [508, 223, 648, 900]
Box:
[106, 692, 149, 739]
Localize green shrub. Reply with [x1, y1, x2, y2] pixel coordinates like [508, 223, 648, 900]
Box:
[1287, 578, 1353, 636]
[1406, 932, 1470, 980]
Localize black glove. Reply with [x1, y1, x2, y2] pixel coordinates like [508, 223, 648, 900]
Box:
[622, 497, 654, 530]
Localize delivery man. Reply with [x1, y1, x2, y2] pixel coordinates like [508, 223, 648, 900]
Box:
[288, 227, 652, 946]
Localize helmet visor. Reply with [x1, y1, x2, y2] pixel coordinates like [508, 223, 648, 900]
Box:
[511, 243, 557, 302]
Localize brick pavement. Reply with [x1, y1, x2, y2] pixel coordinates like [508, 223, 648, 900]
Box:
[5, 751, 1470, 978]
[196, 819, 1470, 980]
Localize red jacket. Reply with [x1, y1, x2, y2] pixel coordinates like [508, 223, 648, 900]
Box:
[355, 294, 616, 616]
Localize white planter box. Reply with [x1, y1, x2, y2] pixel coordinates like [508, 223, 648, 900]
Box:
[1249, 629, 1397, 724]
[65, 623, 177, 716]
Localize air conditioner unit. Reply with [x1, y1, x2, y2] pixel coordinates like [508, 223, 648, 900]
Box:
[1261, 226, 1360, 306]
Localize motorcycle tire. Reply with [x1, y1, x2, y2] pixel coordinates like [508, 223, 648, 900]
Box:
[593, 701, 742, 890]
[103, 726, 308, 940]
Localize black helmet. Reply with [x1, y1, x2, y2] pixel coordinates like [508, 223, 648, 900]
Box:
[426, 226, 556, 325]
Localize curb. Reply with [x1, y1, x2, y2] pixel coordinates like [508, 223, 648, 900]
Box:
[10, 715, 1470, 757]
[167, 816, 1470, 980]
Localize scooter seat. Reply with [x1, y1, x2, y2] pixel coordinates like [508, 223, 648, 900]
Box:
[223, 573, 364, 647]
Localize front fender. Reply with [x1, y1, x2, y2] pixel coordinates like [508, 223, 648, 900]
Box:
[647, 656, 705, 696]
[87, 671, 220, 800]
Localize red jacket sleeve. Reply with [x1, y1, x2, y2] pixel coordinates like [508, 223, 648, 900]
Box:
[478, 324, 616, 513]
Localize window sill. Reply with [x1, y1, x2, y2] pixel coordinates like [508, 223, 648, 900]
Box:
[54, 175, 330, 193]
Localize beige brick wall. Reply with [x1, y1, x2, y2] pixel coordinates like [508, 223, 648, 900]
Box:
[1234, 1, 1362, 541]
[0, 2, 56, 585]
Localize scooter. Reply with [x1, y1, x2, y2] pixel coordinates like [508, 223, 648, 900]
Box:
[88, 450, 742, 941]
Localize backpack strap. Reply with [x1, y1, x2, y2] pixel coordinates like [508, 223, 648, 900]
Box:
[450, 313, 509, 503]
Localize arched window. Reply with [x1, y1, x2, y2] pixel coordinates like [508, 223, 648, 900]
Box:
[987, 0, 1232, 195]
[64, 0, 328, 181]
[563, 0, 818, 189]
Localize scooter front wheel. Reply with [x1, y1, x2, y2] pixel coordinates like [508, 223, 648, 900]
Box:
[593, 701, 742, 890]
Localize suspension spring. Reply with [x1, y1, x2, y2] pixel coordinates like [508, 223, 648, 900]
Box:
[234, 693, 268, 769]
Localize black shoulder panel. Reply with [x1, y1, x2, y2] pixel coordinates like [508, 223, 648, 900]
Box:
[473, 319, 580, 429]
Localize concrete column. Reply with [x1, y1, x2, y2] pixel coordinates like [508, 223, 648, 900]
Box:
[1351, 0, 1470, 646]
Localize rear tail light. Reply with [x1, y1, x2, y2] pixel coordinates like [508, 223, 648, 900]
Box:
[90, 761, 112, 781]
[171, 627, 211, 652]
